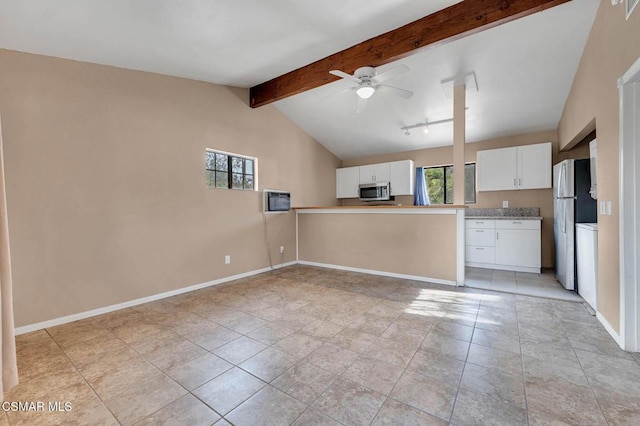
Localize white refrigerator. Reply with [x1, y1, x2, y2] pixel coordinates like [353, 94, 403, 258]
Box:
[553, 159, 597, 291]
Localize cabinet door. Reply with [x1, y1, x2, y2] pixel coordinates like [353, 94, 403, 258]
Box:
[477, 147, 518, 191]
[359, 165, 376, 184]
[374, 163, 390, 182]
[359, 163, 390, 184]
[517, 143, 552, 189]
[336, 167, 360, 198]
[389, 160, 414, 196]
[495, 229, 541, 268]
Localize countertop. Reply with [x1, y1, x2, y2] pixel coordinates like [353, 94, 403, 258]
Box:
[466, 216, 542, 220]
[294, 205, 468, 209]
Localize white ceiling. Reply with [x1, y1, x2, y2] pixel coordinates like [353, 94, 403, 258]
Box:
[276, 0, 600, 159]
[0, 0, 599, 160]
[0, 0, 460, 87]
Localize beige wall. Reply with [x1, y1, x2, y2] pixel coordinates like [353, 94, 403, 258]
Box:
[298, 212, 458, 282]
[558, 3, 640, 332]
[342, 130, 589, 269]
[0, 49, 340, 327]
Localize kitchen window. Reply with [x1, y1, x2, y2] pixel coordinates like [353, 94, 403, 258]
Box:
[424, 163, 476, 204]
[205, 149, 256, 190]
[628, 0, 639, 19]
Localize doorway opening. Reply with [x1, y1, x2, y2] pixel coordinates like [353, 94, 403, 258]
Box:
[619, 56, 640, 352]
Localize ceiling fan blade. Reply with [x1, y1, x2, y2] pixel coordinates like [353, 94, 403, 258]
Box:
[356, 96, 368, 114]
[372, 64, 409, 84]
[376, 84, 413, 99]
[329, 70, 361, 83]
[317, 85, 355, 101]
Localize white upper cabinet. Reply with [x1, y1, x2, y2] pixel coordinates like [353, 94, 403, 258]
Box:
[336, 166, 359, 199]
[359, 163, 390, 184]
[336, 160, 414, 198]
[389, 160, 415, 196]
[517, 143, 552, 189]
[477, 142, 551, 192]
[477, 147, 518, 191]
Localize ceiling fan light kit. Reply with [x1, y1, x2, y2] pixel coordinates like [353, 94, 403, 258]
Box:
[329, 64, 413, 109]
[355, 85, 375, 99]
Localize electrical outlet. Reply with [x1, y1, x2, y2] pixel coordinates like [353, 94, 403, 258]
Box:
[599, 201, 606, 215]
[502, 201, 509, 208]
[224, 255, 231, 264]
[280, 246, 285, 254]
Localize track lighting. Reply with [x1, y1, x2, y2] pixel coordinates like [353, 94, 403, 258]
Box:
[400, 118, 453, 135]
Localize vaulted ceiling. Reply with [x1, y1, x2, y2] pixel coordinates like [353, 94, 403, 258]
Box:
[0, 0, 599, 159]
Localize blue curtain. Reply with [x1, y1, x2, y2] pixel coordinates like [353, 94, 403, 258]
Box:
[414, 166, 430, 206]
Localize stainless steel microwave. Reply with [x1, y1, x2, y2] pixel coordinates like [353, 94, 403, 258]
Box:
[359, 182, 391, 201]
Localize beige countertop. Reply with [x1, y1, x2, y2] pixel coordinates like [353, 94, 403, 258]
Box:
[294, 205, 468, 210]
[466, 216, 543, 220]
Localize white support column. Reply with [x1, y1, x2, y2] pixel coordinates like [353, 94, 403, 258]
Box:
[453, 84, 466, 205]
[456, 209, 466, 286]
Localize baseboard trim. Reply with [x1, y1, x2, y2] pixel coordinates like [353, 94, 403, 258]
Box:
[15, 261, 297, 335]
[596, 311, 624, 349]
[297, 260, 456, 287]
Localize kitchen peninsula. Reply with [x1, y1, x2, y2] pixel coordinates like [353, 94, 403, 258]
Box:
[295, 205, 467, 286]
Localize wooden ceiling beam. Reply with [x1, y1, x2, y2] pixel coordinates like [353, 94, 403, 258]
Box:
[249, 0, 570, 108]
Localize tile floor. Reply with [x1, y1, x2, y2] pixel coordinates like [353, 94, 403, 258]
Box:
[465, 267, 584, 302]
[5, 265, 640, 425]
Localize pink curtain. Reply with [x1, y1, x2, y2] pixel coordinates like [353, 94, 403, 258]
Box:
[0, 116, 18, 396]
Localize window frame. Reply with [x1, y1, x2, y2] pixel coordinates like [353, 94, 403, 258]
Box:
[205, 149, 258, 191]
[628, 0, 639, 20]
[423, 162, 476, 205]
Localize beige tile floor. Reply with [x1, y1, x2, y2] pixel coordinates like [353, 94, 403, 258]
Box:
[465, 267, 585, 302]
[4, 265, 640, 425]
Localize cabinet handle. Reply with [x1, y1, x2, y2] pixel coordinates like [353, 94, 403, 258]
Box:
[475, 221, 484, 224]
[496, 232, 499, 240]
[513, 221, 522, 224]
[475, 230, 484, 233]
[519, 178, 522, 186]
[513, 178, 516, 187]
[476, 248, 484, 251]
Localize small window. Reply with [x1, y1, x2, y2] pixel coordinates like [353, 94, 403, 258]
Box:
[424, 163, 476, 204]
[205, 150, 256, 190]
[628, 0, 639, 19]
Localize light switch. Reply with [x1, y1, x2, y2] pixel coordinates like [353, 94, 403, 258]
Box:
[599, 201, 606, 215]
[606, 201, 612, 216]
[502, 201, 509, 208]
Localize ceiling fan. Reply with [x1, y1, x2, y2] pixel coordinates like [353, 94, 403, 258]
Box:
[329, 64, 413, 112]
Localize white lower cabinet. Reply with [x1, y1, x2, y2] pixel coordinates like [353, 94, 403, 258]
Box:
[466, 246, 496, 264]
[466, 220, 496, 265]
[466, 219, 541, 273]
[496, 229, 541, 269]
